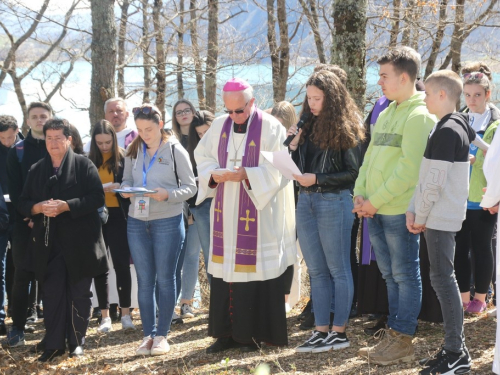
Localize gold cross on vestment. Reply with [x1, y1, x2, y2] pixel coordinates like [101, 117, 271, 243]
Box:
[240, 209, 255, 232]
[214, 202, 222, 222]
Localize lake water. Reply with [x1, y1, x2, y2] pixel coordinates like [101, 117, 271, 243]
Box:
[0, 61, 497, 143]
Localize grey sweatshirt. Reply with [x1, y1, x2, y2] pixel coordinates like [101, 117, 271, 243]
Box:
[122, 137, 196, 220]
[408, 113, 476, 232]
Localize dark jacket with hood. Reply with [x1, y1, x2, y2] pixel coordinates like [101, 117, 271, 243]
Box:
[408, 112, 476, 232]
[0, 132, 23, 226]
[6, 130, 48, 268]
[18, 148, 108, 282]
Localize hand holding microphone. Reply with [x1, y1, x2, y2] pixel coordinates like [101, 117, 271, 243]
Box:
[283, 113, 312, 148]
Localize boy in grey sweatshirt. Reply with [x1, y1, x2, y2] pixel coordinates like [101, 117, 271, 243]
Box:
[406, 70, 474, 375]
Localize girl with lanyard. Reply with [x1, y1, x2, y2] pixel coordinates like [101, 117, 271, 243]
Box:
[121, 105, 196, 355]
[88, 120, 135, 332]
[288, 70, 364, 353]
[454, 64, 499, 314]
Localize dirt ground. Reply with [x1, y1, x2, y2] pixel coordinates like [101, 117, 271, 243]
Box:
[0, 300, 496, 375]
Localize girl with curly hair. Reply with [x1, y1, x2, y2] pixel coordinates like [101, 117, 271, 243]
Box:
[289, 70, 364, 353]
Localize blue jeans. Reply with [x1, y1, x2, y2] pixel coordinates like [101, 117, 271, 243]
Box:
[127, 215, 184, 337]
[179, 220, 201, 301]
[190, 198, 212, 271]
[367, 214, 422, 335]
[297, 189, 354, 328]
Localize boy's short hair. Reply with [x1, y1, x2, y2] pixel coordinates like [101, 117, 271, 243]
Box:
[27, 101, 53, 116]
[425, 70, 463, 103]
[377, 46, 421, 81]
[0, 115, 18, 132]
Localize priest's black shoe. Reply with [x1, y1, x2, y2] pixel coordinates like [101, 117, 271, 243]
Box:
[38, 349, 65, 362]
[68, 344, 84, 358]
[239, 342, 259, 353]
[298, 299, 312, 321]
[30, 338, 46, 353]
[206, 337, 239, 354]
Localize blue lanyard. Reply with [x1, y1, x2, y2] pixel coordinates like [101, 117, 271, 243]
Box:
[142, 140, 162, 187]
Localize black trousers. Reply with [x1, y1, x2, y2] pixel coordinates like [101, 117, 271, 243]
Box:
[43, 249, 92, 350]
[455, 209, 497, 294]
[11, 267, 36, 330]
[94, 208, 132, 309]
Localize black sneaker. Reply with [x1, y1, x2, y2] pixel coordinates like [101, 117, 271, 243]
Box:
[298, 300, 312, 321]
[311, 331, 350, 353]
[295, 330, 328, 353]
[419, 348, 471, 375]
[26, 307, 37, 323]
[92, 308, 102, 320]
[299, 312, 315, 330]
[36, 306, 44, 319]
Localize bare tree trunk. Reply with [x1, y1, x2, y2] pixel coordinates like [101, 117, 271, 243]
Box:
[177, 0, 185, 100]
[267, 0, 290, 102]
[389, 0, 401, 47]
[117, 0, 131, 98]
[331, 0, 367, 109]
[90, 0, 117, 128]
[423, 0, 448, 79]
[450, 0, 465, 74]
[205, 0, 218, 112]
[401, 0, 415, 46]
[8, 54, 29, 134]
[189, 0, 206, 109]
[298, 0, 325, 63]
[153, 0, 167, 120]
[142, 0, 152, 103]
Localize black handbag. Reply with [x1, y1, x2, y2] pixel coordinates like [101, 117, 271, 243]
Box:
[98, 205, 109, 225]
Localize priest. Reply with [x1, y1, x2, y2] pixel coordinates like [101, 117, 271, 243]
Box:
[195, 78, 296, 353]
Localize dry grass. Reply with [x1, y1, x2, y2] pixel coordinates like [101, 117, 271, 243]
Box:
[0, 301, 496, 374]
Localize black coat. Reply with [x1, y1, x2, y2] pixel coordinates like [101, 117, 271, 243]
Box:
[18, 148, 109, 283]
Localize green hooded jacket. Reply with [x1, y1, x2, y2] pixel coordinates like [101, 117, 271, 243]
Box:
[354, 92, 436, 215]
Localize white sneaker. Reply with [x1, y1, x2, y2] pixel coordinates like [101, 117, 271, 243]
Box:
[488, 307, 497, 318]
[285, 303, 292, 313]
[180, 303, 195, 318]
[150, 335, 170, 355]
[97, 317, 112, 333]
[121, 315, 136, 331]
[136, 336, 153, 355]
[171, 311, 184, 325]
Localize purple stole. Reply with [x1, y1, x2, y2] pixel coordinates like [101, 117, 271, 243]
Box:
[212, 110, 263, 273]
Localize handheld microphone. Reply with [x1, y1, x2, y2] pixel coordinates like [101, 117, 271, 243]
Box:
[283, 113, 312, 147]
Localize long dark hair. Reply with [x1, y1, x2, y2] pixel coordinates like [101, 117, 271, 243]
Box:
[171, 99, 197, 139]
[300, 70, 365, 150]
[187, 110, 215, 169]
[89, 119, 124, 174]
[69, 124, 84, 155]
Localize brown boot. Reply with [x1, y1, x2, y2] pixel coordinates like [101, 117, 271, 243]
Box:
[368, 329, 414, 366]
[357, 328, 391, 358]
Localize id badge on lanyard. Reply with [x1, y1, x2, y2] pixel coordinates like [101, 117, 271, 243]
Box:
[135, 140, 162, 218]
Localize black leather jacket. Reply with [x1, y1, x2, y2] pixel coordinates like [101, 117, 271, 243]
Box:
[292, 135, 362, 193]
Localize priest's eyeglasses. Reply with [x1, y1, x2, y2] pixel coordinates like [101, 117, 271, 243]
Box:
[175, 108, 192, 117]
[224, 101, 249, 115]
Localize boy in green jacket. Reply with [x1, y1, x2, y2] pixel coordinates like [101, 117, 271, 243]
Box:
[353, 46, 436, 366]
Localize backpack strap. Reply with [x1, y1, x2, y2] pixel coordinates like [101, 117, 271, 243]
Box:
[171, 144, 181, 188]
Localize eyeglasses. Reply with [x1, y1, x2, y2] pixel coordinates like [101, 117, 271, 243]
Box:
[132, 106, 161, 118]
[175, 108, 192, 117]
[224, 101, 249, 115]
[463, 72, 484, 81]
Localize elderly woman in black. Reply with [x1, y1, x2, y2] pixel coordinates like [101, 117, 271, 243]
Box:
[18, 119, 108, 362]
